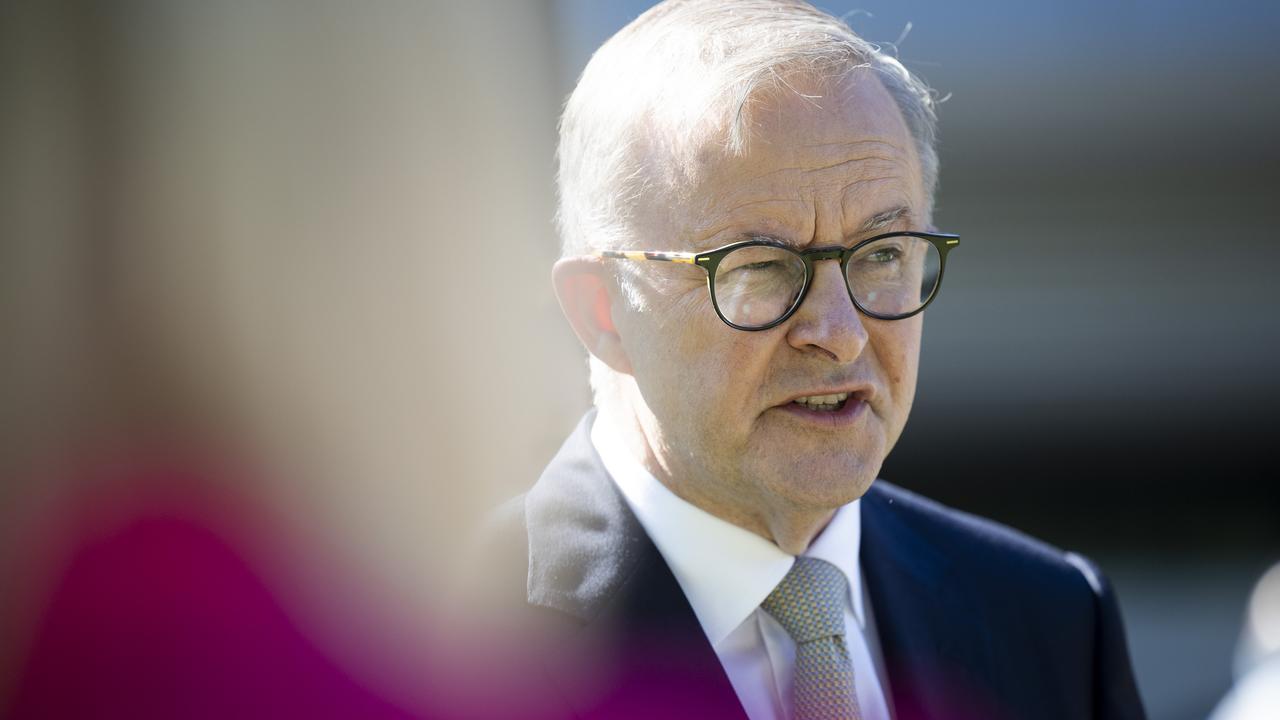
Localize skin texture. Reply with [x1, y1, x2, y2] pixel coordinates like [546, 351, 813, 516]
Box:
[555, 70, 928, 554]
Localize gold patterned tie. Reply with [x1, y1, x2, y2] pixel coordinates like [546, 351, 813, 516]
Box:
[761, 557, 862, 720]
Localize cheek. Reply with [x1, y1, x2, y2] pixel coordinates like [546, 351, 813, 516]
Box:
[666, 321, 775, 425]
[624, 279, 779, 435]
[870, 318, 922, 392]
[626, 296, 728, 413]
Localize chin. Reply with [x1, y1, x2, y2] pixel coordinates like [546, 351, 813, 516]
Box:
[763, 456, 879, 511]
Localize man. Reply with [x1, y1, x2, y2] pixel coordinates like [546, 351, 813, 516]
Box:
[487, 2, 1147, 719]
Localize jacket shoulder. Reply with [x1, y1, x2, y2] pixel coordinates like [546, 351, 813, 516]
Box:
[458, 492, 531, 614]
[867, 480, 1105, 602]
[866, 481, 1146, 719]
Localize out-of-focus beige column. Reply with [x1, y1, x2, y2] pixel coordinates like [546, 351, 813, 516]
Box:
[2, 0, 588, 708]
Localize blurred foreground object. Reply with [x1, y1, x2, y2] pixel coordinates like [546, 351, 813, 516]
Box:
[6, 466, 420, 719]
[1210, 562, 1280, 720]
[2, 0, 577, 716]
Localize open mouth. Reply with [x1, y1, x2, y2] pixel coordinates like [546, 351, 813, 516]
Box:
[791, 392, 850, 412]
[776, 389, 867, 427]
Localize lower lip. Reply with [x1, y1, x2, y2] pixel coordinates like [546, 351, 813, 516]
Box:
[772, 398, 868, 428]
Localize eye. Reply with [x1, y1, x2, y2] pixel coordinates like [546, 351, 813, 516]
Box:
[739, 260, 783, 271]
[866, 247, 901, 263]
[718, 244, 802, 275]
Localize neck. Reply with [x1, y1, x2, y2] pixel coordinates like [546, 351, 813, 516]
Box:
[755, 507, 839, 555]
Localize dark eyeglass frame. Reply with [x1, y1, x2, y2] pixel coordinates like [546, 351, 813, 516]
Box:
[597, 230, 960, 331]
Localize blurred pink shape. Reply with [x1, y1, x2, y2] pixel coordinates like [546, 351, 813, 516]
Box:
[5, 466, 421, 720]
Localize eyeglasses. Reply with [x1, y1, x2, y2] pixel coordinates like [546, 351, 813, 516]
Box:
[597, 231, 959, 331]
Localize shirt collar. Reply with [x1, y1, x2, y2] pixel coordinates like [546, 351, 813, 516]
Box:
[591, 410, 865, 647]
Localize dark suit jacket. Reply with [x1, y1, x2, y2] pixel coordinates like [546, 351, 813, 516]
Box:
[484, 412, 1146, 720]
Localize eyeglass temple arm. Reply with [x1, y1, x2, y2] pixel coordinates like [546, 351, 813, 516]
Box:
[596, 249, 697, 265]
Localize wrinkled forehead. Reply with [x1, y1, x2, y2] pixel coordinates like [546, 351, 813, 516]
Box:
[632, 69, 923, 243]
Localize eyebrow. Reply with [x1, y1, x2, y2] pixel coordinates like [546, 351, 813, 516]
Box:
[858, 205, 912, 234]
[702, 204, 915, 251]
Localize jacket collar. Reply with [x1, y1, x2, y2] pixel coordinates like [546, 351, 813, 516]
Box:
[524, 410, 747, 719]
[860, 484, 999, 720]
[524, 410, 650, 622]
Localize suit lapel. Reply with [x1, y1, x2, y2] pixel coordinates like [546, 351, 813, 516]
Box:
[861, 484, 999, 720]
[525, 412, 747, 720]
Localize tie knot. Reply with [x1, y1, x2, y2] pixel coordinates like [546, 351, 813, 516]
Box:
[761, 557, 848, 643]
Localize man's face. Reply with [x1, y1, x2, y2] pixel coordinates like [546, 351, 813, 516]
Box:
[615, 72, 928, 528]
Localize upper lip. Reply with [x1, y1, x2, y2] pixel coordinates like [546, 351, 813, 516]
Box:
[778, 384, 875, 406]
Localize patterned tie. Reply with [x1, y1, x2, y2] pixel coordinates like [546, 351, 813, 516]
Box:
[761, 557, 862, 720]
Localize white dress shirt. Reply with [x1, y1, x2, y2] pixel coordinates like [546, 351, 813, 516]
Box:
[591, 412, 893, 720]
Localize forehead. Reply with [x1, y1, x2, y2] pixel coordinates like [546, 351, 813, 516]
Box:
[735, 71, 910, 158]
[644, 71, 924, 248]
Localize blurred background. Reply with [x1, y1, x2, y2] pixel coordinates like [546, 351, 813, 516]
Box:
[2, 1, 1276, 718]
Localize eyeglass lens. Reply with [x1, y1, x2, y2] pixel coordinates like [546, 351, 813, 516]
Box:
[711, 236, 941, 328]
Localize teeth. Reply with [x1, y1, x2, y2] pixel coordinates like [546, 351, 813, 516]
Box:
[793, 392, 850, 410]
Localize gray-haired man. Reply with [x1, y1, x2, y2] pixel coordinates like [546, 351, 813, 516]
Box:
[490, 2, 1147, 718]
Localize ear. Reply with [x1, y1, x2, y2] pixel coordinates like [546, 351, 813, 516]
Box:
[552, 257, 633, 375]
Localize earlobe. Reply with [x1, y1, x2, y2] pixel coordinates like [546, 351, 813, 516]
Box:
[552, 258, 633, 375]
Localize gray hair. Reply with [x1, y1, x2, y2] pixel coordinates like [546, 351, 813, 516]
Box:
[555, 0, 941, 404]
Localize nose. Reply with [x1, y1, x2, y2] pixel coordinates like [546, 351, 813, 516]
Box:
[785, 259, 869, 363]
